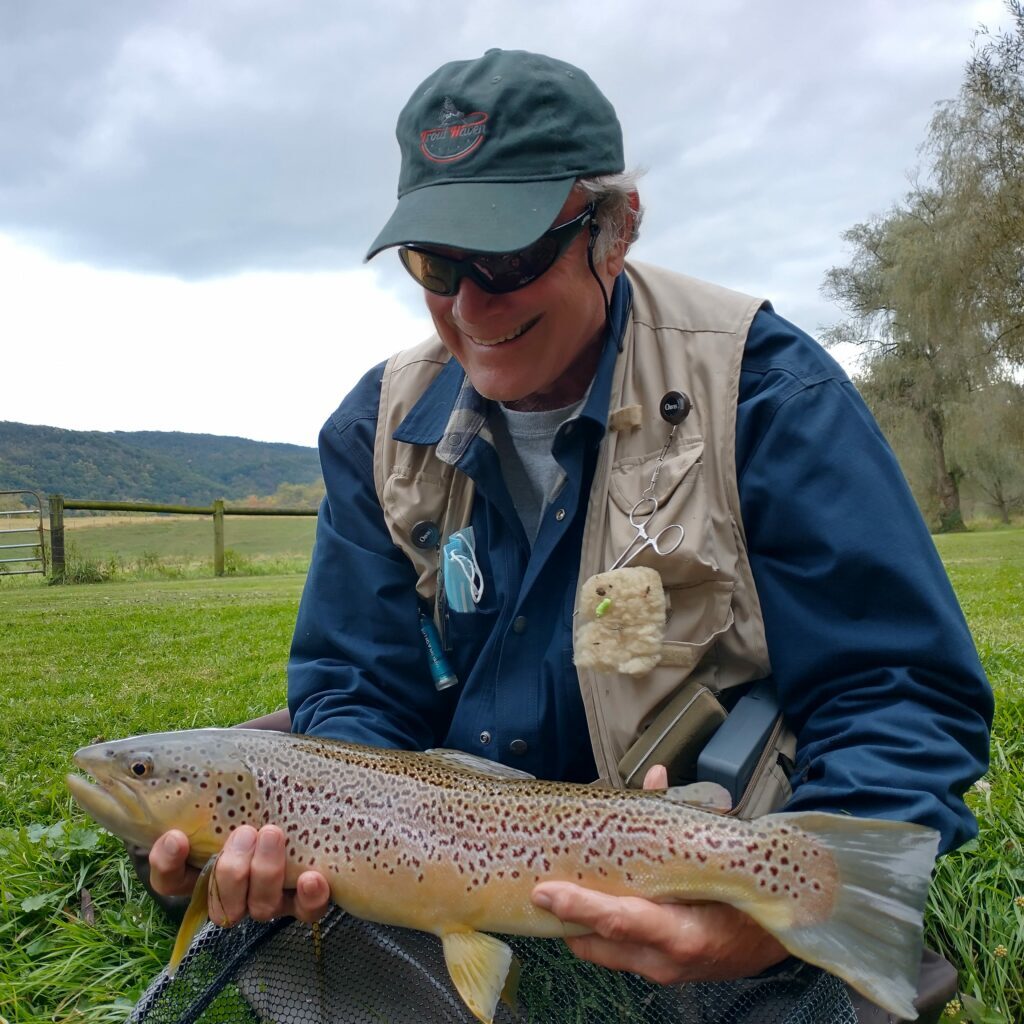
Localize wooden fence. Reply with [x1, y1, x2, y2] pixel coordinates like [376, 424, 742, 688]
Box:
[48, 495, 318, 580]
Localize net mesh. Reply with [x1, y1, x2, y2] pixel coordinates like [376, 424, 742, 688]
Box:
[128, 906, 858, 1024]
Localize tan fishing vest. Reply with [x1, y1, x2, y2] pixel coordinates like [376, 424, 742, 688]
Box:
[373, 261, 795, 817]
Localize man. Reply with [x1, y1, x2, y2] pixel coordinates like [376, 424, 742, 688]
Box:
[151, 48, 991, 1015]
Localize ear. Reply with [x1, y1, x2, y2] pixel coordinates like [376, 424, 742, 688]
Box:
[602, 190, 640, 278]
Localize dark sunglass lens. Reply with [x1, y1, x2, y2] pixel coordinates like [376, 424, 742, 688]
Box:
[471, 235, 561, 293]
[400, 249, 458, 295]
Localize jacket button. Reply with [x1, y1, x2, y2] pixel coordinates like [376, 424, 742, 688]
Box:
[554, 508, 566, 521]
[509, 739, 528, 755]
[479, 731, 492, 745]
[512, 615, 527, 634]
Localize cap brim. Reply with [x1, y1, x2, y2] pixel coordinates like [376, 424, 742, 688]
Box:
[365, 178, 576, 260]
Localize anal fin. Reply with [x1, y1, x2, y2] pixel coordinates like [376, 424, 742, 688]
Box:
[441, 930, 514, 1024]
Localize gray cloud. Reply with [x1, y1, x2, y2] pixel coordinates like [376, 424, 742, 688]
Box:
[0, 0, 996, 337]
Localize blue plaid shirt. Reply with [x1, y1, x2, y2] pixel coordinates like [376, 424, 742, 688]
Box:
[288, 273, 991, 854]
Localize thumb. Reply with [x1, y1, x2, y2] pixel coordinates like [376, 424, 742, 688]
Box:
[642, 764, 668, 790]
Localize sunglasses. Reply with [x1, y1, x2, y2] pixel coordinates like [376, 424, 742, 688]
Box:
[398, 203, 596, 296]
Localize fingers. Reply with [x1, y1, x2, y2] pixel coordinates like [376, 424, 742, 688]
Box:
[246, 827, 288, 920]
[148, 830, 200, 897]
[291, 871, 332, 924]
[532, 882, 788, 984]
[534, 882, 682, 948]
[211, 826, 258, 926]
[534, 881, 693, 983]
[210, 825, 331, 927]
[642, 764, 668, 790]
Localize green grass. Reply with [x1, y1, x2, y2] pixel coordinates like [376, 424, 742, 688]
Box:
[0, 576, 303, 1022]
[0, 530, 1021, 1022]
[63, 515, 317, 562]
[926, 529, 1024, 1024]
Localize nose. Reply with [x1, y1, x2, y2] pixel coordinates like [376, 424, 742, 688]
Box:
[451, 274, 500, 322]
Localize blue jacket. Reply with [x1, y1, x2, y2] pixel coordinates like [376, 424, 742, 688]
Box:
[289, 274, 991, 855]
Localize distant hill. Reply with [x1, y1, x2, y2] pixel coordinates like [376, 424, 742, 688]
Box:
[0, 422, 322, 506]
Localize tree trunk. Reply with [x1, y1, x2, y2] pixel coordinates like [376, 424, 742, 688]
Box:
[920, 406, 966, 532]
[991, 480, 1011, 525]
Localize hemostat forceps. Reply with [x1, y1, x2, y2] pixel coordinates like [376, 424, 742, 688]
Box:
[609, 495, 685, 570]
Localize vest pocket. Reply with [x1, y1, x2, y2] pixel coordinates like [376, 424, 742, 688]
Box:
[606, 438, 725, 587]
[381, 468, 459, 608]
[660, 578, 735, 667]
[605, 438, 735, 669]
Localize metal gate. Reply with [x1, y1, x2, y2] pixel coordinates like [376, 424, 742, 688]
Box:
[0, 490, 47, 576]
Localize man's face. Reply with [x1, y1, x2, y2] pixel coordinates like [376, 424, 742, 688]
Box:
[421, 195, 626, 411]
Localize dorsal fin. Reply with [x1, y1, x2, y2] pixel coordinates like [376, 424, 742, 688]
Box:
[424, 748, 536, 780]
[664, 781, 733, 813]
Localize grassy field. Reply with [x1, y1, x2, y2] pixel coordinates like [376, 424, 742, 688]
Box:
[0, 529, 1020, 1023]
[63, 514, 317, 562]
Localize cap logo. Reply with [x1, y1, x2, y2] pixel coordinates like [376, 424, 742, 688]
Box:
[420, 97, 488, 164]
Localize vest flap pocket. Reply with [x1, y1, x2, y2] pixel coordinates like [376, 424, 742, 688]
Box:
[662, 578, 735, 667]
[606, 439, 727, 588]
[381, 469, 451, 605]
[382, 467, 451, 535]
[607, 438, 704, 513]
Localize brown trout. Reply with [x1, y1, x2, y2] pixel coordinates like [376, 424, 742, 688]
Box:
[67, 728, 938, 1022]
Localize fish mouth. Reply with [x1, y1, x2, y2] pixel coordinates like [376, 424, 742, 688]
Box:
[67, 757, 156, 848]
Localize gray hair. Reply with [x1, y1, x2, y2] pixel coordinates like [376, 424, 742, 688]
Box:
[574, 170, 645, 262]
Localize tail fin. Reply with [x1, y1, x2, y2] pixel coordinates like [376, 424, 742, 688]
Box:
[741, 812, 939, 1020]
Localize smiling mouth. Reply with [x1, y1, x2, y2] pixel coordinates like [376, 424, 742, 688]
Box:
[467, 314, 542, 347]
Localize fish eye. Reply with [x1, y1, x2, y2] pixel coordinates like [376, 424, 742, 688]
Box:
[129, 757, 153, 778]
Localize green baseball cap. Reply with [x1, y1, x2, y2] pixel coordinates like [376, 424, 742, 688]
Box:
[366, 48, 624, 260]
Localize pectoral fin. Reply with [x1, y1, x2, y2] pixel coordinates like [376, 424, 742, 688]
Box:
[168, 854, 217, 978]
[440, 930, 514, 1024]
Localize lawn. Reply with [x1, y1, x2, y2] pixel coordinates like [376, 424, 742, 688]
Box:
[0, 529, 1020, 1023]
[63, 514, 317, 563]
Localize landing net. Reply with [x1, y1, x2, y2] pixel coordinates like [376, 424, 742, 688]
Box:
[127, 905, 857, 1024]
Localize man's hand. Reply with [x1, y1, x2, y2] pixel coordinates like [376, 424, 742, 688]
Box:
[530, 765, 788, 985]
[148, 826, 331, 926]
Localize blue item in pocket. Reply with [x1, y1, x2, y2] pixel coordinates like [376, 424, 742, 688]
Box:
[443, 527, 484, 613]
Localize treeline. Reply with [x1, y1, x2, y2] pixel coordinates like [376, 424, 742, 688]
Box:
[234, 481, 326, 508]
[0, 421, 322, 507]
[824, 2, 1024, 530]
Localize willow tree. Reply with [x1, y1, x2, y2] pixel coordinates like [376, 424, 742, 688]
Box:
[823, 4, 1024, 531]
[823, 191, 989, 531]
[931, 1, 1024, 362]
[954, 380, 1024, 523]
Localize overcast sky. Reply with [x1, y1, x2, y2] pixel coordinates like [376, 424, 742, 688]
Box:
[0, 0, 1011, 447]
